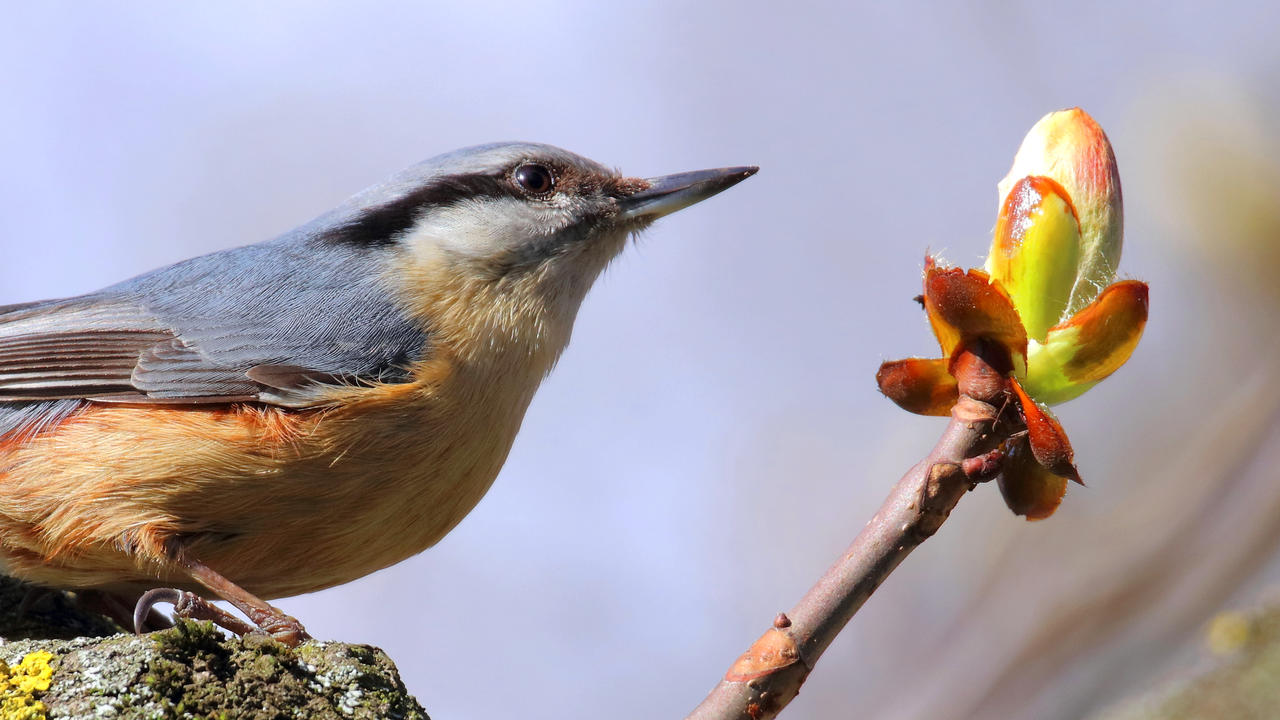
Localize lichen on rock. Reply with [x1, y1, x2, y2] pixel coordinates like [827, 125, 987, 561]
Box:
[0, 577, 430, 720]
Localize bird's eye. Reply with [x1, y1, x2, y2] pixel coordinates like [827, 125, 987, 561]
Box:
[513, 163, 555, 196]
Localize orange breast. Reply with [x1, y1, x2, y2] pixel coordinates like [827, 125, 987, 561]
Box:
[0, 356, 539, 599]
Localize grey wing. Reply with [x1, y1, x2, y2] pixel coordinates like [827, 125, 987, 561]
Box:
[0, 299, 178, 400]
[0, 238, 430, 409]
[0, 298, 341, 408]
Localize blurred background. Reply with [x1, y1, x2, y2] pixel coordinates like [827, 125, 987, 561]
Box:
[1, 3, 1277, 718]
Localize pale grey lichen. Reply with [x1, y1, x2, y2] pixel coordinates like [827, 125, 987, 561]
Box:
[0, 577, 429, 720]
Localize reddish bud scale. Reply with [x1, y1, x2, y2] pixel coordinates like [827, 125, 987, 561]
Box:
[951, 342, 1012, 405]
[1055, 280, 1149, 382]
[875, 358, 957, 417]
[1010, 378, 1082, 485]
[922, 261, 1028, 365]
[997, 440, 1069, 520]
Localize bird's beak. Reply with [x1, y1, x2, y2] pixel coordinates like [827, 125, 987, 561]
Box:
[618, 166, 758, 221]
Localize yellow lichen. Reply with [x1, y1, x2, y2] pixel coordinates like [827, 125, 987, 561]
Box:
[0, 651, 54, 720]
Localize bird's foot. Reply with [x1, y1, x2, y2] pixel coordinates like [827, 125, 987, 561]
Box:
[178, 557, 313, 646]
[244, 608, 311, 647]
[133, 588, 311, 646]
[132, 587, 310, 643]
[136, 555, 314, 645]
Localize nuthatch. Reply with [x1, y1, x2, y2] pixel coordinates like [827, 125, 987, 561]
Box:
[0, 143, 756, 643]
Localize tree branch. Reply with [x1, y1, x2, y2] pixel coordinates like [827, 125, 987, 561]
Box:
[686, 394, 998, 720]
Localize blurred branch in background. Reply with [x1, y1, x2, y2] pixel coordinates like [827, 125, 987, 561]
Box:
[878, 76, 1280, 720]
[1091, 602, 1280, 720]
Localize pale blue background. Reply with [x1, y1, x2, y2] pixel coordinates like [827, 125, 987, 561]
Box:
[2, 3, 1277, 718]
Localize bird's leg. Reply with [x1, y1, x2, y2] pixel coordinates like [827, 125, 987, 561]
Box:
[133, 556, 311, 646]
[77, 589, 173, 631]
[182, 558, 311, 644]
[16, 585, 56, 618]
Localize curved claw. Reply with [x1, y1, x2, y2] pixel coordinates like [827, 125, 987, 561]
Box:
[133, 587, 257, 637]
[134, 587, 182, 634]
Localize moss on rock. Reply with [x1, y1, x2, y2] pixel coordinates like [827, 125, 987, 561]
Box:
[0, 579, 429, 720]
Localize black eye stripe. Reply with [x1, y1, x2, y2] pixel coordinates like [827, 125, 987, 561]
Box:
[318, 173, 522, 247]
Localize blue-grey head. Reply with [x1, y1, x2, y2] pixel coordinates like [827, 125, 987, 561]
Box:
[320, 142, 755, 274]
[306, 142, 758, 362]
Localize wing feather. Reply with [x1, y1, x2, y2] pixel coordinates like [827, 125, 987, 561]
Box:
[0, 221, 429, 422]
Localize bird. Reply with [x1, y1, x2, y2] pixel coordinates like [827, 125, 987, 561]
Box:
[0, 142, 756, 644]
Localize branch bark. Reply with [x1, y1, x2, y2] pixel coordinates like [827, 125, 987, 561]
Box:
[686, 395, 998, 720]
